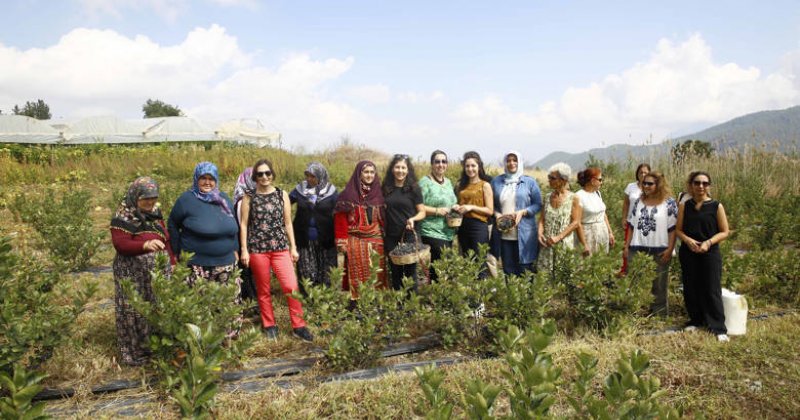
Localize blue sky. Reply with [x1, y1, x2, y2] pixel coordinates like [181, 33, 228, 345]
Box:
[1, 0, 799, 163]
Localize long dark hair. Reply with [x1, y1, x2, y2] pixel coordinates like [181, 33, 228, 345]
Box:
[634, 163, 651, 182]
[457, 151, 491, 192]
[382, 154, 420, 195]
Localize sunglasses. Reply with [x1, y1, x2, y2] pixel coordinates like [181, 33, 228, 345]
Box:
[433, 159, 448, 164]
[547, 175, 559, 181]
[642, 181, 656, 187]
[595, 177, 604, 182]
[692, 180, 711, 187]
[394, 154, 409, 160]
[256, 170, 273, 178]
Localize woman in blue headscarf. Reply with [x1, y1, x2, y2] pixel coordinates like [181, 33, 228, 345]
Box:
[490, 151, 542, 275]
[168, 162, 241, 298]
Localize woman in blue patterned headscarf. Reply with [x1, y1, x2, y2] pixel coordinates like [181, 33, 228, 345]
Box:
[168, 162, 242, 335]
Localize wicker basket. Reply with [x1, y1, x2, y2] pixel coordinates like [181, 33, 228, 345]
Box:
[496, 215, 516, 233]
[389, 231, 431, 266]
[445, 211, 463, 227]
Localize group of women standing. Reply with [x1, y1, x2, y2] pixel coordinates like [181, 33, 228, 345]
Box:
[109, 154, 732, 365]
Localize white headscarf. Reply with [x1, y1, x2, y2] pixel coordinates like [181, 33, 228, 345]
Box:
[500, 151, 524, 208]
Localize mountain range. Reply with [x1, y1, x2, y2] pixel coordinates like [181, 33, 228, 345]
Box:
[531, 105, 800, 170]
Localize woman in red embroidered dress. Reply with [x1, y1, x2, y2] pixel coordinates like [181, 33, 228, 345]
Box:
[334, 160, 388, 300]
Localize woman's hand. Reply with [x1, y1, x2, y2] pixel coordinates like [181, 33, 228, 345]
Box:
[538, 231, 547, 247]
[699, 240, 711, 253]
[608, 233, 616, 248]
[514, 209, 526, 226]
[290, 247, 299, 263]
[581, 247, 591, 257]
[143, 239, 166, 252]
[337, 240, 348, 254]
[622, 245, 629, 260]
[546, 235, 560, 247]
[658, 249, 672, 264]
[406, 218, 415, 230]
[240, 250, 250, 267]
[455, 204, 470, 215]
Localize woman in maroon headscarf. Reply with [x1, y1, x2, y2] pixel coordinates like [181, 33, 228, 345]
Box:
[334, 160, 388, 300]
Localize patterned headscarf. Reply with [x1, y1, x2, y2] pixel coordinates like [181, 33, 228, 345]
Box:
[334, 160, 384, 213]
[111, 176, 164, 234]
[233, 167, 255, 203]
[192, 161, 233, 217]
[295, 162, 337, 204]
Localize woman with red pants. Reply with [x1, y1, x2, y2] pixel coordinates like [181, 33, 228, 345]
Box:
[239, 158, 313, 342]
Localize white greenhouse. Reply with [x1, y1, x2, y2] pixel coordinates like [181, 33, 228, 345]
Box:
[0, 115, 281, 147]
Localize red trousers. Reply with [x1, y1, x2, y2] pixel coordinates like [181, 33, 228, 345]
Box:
[250, 250, 306, 329]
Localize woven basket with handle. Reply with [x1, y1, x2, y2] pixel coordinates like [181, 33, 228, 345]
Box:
[389, 230, 431, 265]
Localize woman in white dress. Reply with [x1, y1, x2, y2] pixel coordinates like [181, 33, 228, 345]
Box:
[575, 167, 615, 255]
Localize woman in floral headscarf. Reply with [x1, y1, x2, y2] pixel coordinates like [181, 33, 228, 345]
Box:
[233, 167, 258, 302]
[168, 161, 240, 296]
[290, 162, 339, 288]
[110, 176, 174, 366]
[334, 160, 388, 301]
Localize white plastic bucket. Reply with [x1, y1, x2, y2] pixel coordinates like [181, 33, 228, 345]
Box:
[721, 288, 748, 335]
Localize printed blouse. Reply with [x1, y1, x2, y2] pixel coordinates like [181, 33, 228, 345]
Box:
[627, 197, 678, 249]
[247, 189, 289, 253]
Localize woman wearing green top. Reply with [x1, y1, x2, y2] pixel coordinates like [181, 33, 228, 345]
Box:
[418, 150, 458, 282]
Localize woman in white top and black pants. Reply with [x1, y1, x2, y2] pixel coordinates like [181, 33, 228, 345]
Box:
[624, 171, 677, 316]
[620, 163, 651, 273]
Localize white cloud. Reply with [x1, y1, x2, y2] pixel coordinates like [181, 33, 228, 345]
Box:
[78, 0, 188, 21]
[449, 34, 800, 156]
[346, 84, 392, 104]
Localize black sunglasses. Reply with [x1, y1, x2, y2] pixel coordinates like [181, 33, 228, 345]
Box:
[692, 180, 711, 187]
[547, 174, 559, 181]
[256, 170, 273, 178]
[642, 181, 656, 186]
[433, 159, 448, 164]
[394, 154, 409, 160]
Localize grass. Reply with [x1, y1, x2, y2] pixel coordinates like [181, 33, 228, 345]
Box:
[1, 141, 798, 418]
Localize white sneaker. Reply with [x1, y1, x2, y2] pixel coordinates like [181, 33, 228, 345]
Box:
[683, 326, 698, 332]
[717, 334, 730, 342]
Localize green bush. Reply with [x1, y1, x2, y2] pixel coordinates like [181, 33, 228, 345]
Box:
[9, 188, 103, 271]
[0, 365, 48, 420]
[300, 254, 420, 371]
[548, 249, 654, 333]
[723, 248, 800, 306]
[122, 254, 257, 417]
[418, 246, 493, 349]
[0, 235, 96, 373]
[568, 350, 682, 419]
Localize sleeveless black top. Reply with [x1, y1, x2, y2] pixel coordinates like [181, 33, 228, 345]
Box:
[682, 199, 720, 251]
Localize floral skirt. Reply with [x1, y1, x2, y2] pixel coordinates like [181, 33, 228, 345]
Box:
[113, 251, 171, 366]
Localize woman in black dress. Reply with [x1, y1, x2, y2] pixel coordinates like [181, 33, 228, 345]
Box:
[676, 171, 731, 342]
[382, 154, 426, 290]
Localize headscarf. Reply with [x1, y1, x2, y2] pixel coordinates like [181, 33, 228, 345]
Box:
[500, 150, 524, 206]
[334, 160, 384, 213]
[295, 162, 337, 204]
[233, 167, 255, 203]
[111, 176, 165, 234]
[192, 161, 233, 217]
